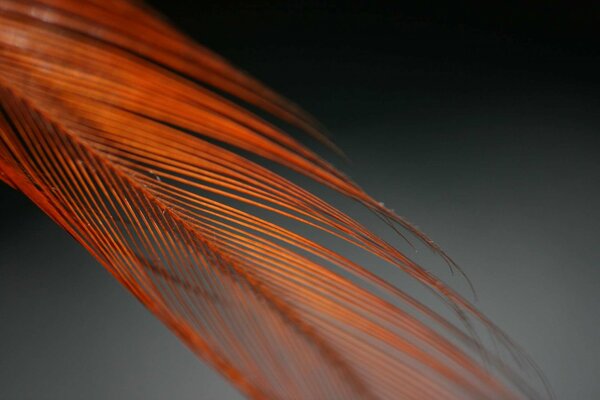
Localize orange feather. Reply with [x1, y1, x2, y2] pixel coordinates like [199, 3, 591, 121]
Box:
[0, 1, 552, 399]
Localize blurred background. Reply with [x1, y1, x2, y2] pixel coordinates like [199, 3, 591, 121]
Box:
[1, 1, 598, 399]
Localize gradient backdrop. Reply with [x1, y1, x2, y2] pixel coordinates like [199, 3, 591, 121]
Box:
[1, 1, 598, 399]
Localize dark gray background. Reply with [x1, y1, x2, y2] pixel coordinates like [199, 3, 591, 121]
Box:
[1, 1, 599, 399]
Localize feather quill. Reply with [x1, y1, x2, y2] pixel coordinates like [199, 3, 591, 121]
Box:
[0, 1, 552, 399]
